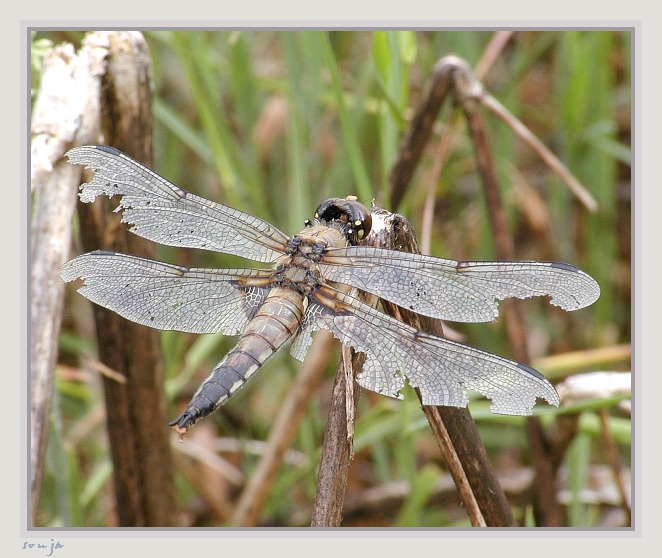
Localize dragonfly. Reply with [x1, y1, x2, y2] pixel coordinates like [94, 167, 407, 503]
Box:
[60, 145, 600, 435]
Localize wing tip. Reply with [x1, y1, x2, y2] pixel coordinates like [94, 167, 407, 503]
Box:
[59, 260, 78, 283]
[516, 362, 561, 408]
[66, 144, 117, 156]
[66, 145, 125, 171]
[549, 262, 601, 310]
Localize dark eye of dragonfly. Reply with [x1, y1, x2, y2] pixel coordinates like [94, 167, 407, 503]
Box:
[314, 197, 372, 244]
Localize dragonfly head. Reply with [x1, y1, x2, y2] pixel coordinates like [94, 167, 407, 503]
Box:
[314, 197, 372, 245]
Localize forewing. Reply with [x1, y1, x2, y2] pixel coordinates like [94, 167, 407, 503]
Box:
[66, 145, 290, 263]
[320, 247, 600, 322]
[305, 285, 559, 415]
[60, 251, 272, 334]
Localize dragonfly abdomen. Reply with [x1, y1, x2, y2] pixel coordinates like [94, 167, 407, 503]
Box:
[169, 288, 306, 434]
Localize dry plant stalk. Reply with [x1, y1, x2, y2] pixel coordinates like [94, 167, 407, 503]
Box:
[232, 331, 337, 526]
[310, 311, 368, 526]
[384, 53, 598, 526]
[39, 31, 177, 527]
[30, 41, 102, 520]
[311, 207, 516, 527]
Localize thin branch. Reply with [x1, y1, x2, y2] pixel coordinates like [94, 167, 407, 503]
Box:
[232, 331, 336, 526]
[474, 31, 514, 80]
[418, 405, 486, 526]
[374, 207, 515, 527]
[311, 326, 367, 526]
[420, 111, 461, 255]
[388, 56, 521, 527]
[481, 94, 598, 212]
[389, 56, 457, 210]
[421, 32, 515, 254]
[311, 222, 395, 526]
[455, 63, 565, 526]
[71, 31, 177, 527]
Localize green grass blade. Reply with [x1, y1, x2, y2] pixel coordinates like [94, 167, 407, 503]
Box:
[319, 32, 373, 202]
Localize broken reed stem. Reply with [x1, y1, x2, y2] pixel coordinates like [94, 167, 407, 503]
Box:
[456, 62, 565, 527]
[481, 94, 598, 212]
[310, 343, 365, 526]
[71, 31, 177, 527]
[233, 331, 336, 526]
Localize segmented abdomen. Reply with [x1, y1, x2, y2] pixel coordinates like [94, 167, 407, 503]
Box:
[169, 288, 305, 432]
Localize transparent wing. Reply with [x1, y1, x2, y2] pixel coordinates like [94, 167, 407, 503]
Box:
[303, 285, 559, 415]
[66, 145, 290, 263]
[320, 246, 600, 322]
[60, 251, 273, 334]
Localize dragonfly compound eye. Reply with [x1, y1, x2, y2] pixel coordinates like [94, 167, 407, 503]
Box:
[314, 197, 372, 243]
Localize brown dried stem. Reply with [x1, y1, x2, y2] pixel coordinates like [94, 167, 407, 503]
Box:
[420, 32, 513, 254]
[311, 207, 516, 527]
[68, 31, 177, 526]
[310, 344, 365, 526]
[375, 209, 515, 527]
[455, 61, 566, 526]
[389, 56, 457, 211]
[232, 331, 336, 526]
[386, 51, 588, 526]
[481, 94, 598, 212]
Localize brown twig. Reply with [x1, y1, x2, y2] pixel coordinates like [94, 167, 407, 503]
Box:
[481, 94, 598, 212]
[373, 208, 515, 527]
[420, 32, 514, 254]
[232, 331, 337, 526]
[474, 31, 514, 80]
[420, 110, 461, 255]
[418, 405, 486, 526]
[310, 341, 365, 526]
[391, 51, 593, 526]
[389, 56, 458, 211]
[455, 61, 566, 526]
[69, 31, 177, 526]
[388, 55, 524, 527]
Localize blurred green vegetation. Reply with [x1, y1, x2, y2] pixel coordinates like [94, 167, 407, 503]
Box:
[33, 29, 631, 528]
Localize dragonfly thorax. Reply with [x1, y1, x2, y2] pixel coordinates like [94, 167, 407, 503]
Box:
[272, 226, 347, 295]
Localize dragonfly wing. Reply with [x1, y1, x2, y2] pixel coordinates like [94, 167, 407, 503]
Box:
[307, 285, 559, 415]
[66, 145, 290, 263]
[61, 251, 273, 334]
[320, 247, 600, 322]
[290, 302, 324, 362]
